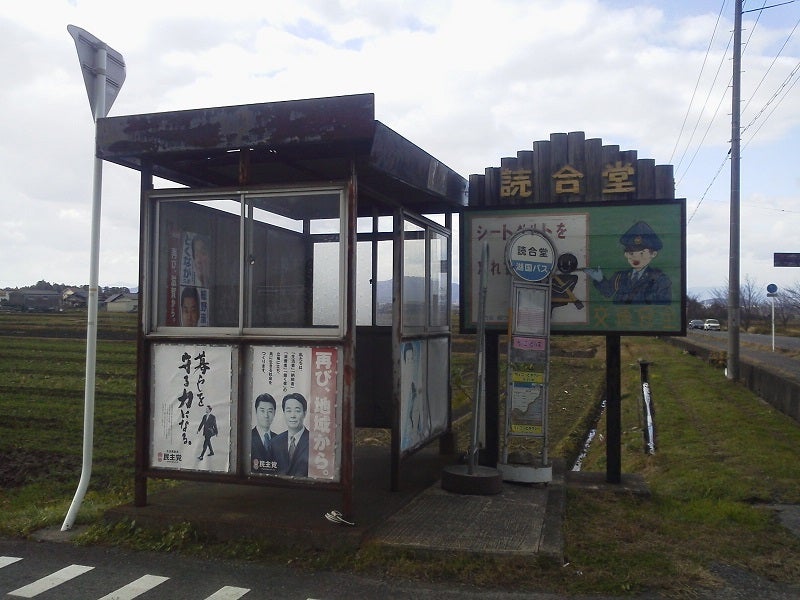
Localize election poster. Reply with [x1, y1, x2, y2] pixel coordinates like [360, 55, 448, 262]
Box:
[150, 343, 235, 473]
[247, 345, 341, 481]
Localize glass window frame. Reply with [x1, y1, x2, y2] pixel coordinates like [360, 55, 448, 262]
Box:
[400, 211, 452, 336]
[145, 184, 348, 340]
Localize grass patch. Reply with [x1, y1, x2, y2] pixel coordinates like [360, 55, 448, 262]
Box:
[571, 336, 800, 594]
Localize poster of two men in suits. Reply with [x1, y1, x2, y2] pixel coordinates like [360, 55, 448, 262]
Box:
[249, 346, 340, 481]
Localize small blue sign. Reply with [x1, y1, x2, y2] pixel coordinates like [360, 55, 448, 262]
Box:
[505, 230, 556, 282]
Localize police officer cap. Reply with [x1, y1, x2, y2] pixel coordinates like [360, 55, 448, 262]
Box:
[620, 221, 662, 251]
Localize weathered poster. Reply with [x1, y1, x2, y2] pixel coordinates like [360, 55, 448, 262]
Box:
[248, 346, 340, 481]
[512, 286, 548, 335]
[150, 344, 234, 472]
[467, 212, 588, 325]
[166, 228, 211, 326]
[509, 370, 545, 436]
[400, 339, 428, 452]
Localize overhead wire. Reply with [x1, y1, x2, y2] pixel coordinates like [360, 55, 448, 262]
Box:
[740, 16, 800, 146]
[669, 0, 728, 170]
[740, 8, 794, 117]
[685, 0, 799, 223]
[682, 0, 734, 223]
[675, 39, 733, 188]
[679, 1, 765, 190]
[742, 59, 800, 149]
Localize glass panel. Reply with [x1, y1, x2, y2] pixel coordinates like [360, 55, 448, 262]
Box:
[427, 337, 450, 434]
[377, 215, 393, 232]
[403, 219, 426, 328]
[155, 197, 241, 328]
[429, 231, 450, 327]
[310, 218, 340, 234]
[376, 239, 393, 326]
[313, 242, 341, 326]
[425, 213, 447, 227]
[356, 216, 374, 234]
[245, 191, 342, 329]
[355, 241, 373, 326]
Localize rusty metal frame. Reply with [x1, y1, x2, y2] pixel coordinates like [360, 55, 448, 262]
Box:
[102, 93, 466, 516]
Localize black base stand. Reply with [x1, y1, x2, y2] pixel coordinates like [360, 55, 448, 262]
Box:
[441, 464, 503, 495]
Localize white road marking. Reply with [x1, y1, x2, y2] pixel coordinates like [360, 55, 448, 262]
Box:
[96, 574, 170, 599]
[204, 585, 251, 599]
[2, 558, 254, 599]
[8, 563, 94, 597]
[0, 556, 23, 568]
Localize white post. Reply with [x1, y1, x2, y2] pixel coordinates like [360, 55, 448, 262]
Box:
[62, 45, 107, 532]
[771, 296, 775, 352]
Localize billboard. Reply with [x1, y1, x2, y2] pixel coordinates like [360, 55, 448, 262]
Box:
[461, 199, 686, 334]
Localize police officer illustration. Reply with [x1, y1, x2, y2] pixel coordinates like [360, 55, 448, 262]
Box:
[585, 220, 672, 304]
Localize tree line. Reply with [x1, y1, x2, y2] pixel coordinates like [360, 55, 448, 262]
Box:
[3, 280, 132, 295]
[687, 275, 800, 332]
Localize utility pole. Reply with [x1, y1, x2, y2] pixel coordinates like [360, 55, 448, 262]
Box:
[727, 0, 742, 380]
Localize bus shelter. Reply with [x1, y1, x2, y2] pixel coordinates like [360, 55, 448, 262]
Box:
[95, 93, 467, 517]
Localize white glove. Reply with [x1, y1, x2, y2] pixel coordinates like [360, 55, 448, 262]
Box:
[584, 267, 604, 282]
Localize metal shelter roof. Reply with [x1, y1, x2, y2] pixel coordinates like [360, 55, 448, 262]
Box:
[96, 93, 467, 215]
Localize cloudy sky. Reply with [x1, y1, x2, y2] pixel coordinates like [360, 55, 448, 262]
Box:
[2, 0, 798, 295]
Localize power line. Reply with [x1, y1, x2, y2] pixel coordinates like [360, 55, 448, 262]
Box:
[742, 0, 797, 14]
[669, 0, 728, 166]
[675, 31, 734, 181]
[675, 74, 731, 188]
[742, 14, 799, 116]
[678, 1, 764, 187]
[687, 152, 729, 224]
[742, 59, 800, 149]
[683, 0, 799, 222]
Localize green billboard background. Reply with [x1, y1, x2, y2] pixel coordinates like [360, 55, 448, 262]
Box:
[461, 199, 686, 335]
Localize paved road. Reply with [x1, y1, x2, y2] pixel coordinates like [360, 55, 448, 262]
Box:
[685, 330, 800, 384]
[689, 329, 800, 352]
[4, 535, 800, 600]
[0, 536, 607, 600]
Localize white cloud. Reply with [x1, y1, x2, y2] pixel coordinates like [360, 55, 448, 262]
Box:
[0, 0, 798, 292]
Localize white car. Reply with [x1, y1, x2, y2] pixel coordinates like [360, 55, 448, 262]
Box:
[703, 319, 721, 331]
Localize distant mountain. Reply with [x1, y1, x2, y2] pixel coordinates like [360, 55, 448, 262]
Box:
[687, 286, 718, 301]
[376, 278, 459, 306]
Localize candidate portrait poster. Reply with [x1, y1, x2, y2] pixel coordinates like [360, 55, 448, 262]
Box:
[165, 228, 211, 327]
[247, 345, 341, 481]
[150, 343, 235, 473]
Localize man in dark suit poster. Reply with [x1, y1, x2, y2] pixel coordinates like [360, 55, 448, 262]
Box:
[271, 392, 310, 477]
[197, 405, 218, 460]
[251, 393, 278, 472]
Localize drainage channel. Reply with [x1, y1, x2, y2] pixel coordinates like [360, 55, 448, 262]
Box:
[571, 398, 606, 472]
